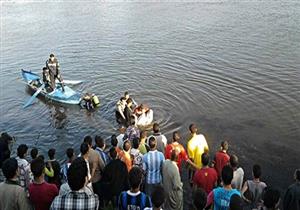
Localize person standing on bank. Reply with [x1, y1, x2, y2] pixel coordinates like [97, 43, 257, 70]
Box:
[46, 53, 64, 91]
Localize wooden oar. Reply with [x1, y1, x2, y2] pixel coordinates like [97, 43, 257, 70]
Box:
[23, 83, 45, 108]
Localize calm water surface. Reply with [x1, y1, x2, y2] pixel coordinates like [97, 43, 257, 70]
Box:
[1, 1, 300, 196]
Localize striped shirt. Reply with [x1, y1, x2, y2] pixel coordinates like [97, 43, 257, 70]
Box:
[143, 150, 165, 184]
[50, 189, 99, 210]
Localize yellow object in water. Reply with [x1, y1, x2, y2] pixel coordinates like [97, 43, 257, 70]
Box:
[92, 95, 100, 107]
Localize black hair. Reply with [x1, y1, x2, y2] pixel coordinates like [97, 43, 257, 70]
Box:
[37, 154, 45, 161]
[230, 155, 239, 168]
[2, 158, 18, 179]
[66, 148, 74, 159]
[123, 140, 131, 152]
[48, 148, 56, 160]
[189, 123, 197, 133]
[95, 135, 105, 148]
[263, 187, 281, 208]
[111, 134, 118, 147]
[129, 167, 142, 189]
[151, 185, 165, 208]
[170, 150, 178, 162]
[124, 91, 129, 96]
[193, 188, 207, 210]
[120, 97, 126, 101]
[31, 157, 45, 177]
[43, 67, 48, 70]
[83, 136, 93, 146]
[127, 98, 133, 104]
[148, 136, 156, 149]
[80, 143, 89, 156]
[221, 141, 229, 150]
[109, 147, 117, 160]
[67, 157, 88, 191]
[153, 123, 160, 133]
[295, 169, 300, 181]
[17, 144, 28, 158]
[0, 132, 13, 144]
[229, 194, 243, 210]
[222, 165, 234, 185]
[50, 53, 55, 57]
[172, 131, 179, 142]
[201, 153, 210, 166]
[132, 137, 140, 149]
[253, 164, 262, 179]
[30, 147, 38, 160]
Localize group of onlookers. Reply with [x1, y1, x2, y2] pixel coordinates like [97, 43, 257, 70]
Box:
[0, 121, 299, 210]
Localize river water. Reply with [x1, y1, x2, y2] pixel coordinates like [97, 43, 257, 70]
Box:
[1, 0, 300, 196]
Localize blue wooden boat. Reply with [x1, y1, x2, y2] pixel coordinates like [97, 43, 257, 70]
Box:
[21, 69, 82, 105]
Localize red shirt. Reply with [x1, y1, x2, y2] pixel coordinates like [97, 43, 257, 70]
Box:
[29, 181, 59, 210]
[165, 142, 188, 172]
[214, 151, 230, 178]
[193, 167, 218, 194]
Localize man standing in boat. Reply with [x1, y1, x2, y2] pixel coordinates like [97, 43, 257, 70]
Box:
[46, 53, 64, 91]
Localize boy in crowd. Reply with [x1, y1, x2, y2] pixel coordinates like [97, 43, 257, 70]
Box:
[50, 157, 99, 210]
[118, 167, 152, 210]
[0, 158, 33, 210]
[29, 157, 58, 210]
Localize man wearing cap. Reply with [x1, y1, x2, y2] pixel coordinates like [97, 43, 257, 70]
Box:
[45, 53, 64, 91]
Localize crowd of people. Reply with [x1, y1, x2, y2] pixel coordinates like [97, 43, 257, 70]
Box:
[0, 95, 299, 210]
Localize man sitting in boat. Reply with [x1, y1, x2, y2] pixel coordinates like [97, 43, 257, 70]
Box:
[46, 53, 64, 91]
[42, 67, 52, 92]
[134, 104, 154, 127]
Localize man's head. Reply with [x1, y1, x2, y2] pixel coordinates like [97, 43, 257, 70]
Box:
[129, 167, 143, 190]
[189, 124, 198, 134]
[222, 165, 234, 186]
[48, 148, 56, 160]
[153, 123, 160, 133]
[31, 157, 45, 178]
[17, 144, 28, 159]
[252, 164, 262, 179]
[263, 187, 281, 209]
[193, 188, 207, 210]
[230, 155, 239, 169]
[49, 53, 55, 62]
[111, 134, 118, 147]
[124, 92, 129, 100]
[130, 116, 136, 126]
[201, 153, 210, 167]
[173, 131, 180, 142]
[294, 169, 300, 182]
[66, 148, 75, 160]
[0, 132, 13, 145]
[123, 140, 131, 152]
[30, 147, 38, 160]
[170, 150, 178, 162]
[151, 186, 165, 209]
[148, 136, 157, 150]
[229, 194, 243, 210]
[67, 157, 88, 191]
[221, 141, 229, 151]
[109, 147, 117, 160]
[95, 135, 105, 149]
[80, 143, 89, 156]
[126, 98, 133, 107]
[120, 97, 127, 105]
[140, 130, 147, 139]
[2, 158, 18, 180]
[132, 137, 140, 149]
[83, 136, 93, 148]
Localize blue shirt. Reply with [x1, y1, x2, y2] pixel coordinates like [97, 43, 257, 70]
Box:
[95, 147, 110, 166]
[143, 150, 165, 184]
[213, 187, 240, 210]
